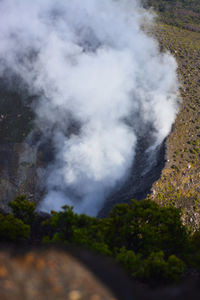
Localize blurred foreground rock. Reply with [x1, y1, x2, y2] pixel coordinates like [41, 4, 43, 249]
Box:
[0, 248, 117, 300]
[0, 247, 200, 300]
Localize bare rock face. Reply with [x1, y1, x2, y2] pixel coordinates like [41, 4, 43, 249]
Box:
[0, 75, 39, 211]
[0, 143, 38, 211]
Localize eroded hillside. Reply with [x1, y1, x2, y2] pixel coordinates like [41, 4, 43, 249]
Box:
[0, 1, 199, 229]
[149, 19, 200, 229]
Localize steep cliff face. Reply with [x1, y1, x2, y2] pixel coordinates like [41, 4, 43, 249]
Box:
[101, 6, 200, 225]
[0, 79, 37, 211]
[0, 143, 38, 211]
[150, 24, 200, 230]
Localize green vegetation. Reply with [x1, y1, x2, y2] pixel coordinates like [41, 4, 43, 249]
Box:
[2, 195, 200, 285]
[0, 213, 30, 242]
[9, 195, 36, 224]
[151, 22, 200, 228]
[145, 0, 200, 31]
[145, 0, 200, 230]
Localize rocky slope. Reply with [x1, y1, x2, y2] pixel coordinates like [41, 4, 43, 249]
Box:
[0, 2, 199, 230]
[150, 23, 200, 230]
[102, 2, 200, 227]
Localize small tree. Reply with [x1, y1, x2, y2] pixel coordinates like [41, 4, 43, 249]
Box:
[9, 195, 36, 224]
[0, 213, 30, 242]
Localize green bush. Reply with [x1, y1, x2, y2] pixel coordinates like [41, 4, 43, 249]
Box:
[166, 255, 186, 282]
[135, 251, 185, 283]
[0, 213, 30, 242]
[106, 200, 189, 257]
[116, 247, 141, 273]
[1, 195, 196, 284]
[9, 195, 36, 224]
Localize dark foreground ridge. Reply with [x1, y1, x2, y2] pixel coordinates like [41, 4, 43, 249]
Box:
[0, 246, 200, 300]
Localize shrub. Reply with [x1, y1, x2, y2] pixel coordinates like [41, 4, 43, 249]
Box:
[106, 200, 189, 257]
[0, 213, 30, 242]
[135, 251, 185, 283]
[116, 247, 141, 273]
[9, 195, 36, 224]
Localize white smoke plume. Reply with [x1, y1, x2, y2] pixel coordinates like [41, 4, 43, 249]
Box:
[0, 0, 180, 215]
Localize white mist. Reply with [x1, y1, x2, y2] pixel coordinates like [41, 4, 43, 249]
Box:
[0, 0, 180, 215]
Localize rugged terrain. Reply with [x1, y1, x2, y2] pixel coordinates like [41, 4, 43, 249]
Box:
[102, 1, 200, 228]
[150, 24, 200, 230]
[0, 0, 199, 229]
[144, 0, 200, 231]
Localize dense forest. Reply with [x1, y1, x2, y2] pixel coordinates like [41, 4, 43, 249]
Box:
[1, 195, 200, 285]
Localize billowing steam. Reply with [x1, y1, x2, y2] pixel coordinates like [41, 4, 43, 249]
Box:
[0, 0, 179, 215]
